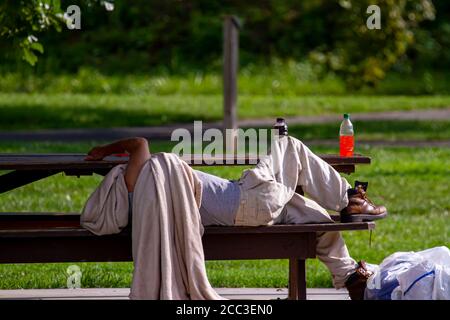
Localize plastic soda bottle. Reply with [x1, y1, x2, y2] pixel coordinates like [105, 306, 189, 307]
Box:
[339, 113, 354, 157]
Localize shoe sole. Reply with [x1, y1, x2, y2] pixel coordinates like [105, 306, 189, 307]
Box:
[340, 211, 388, 223]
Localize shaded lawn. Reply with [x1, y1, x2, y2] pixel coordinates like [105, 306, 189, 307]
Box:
[2, 70, 450, 96]
[0, 141, 448, 289]
[0, 93, 450, 130]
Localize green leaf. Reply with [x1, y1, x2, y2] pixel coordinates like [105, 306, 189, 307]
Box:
[30, 42, 44, 53]
[22, 48, 38, 66]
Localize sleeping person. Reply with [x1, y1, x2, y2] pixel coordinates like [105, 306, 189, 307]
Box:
[85, 136, 387, 300]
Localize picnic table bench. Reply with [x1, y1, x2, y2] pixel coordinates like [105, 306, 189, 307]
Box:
[0, 153, 373, 300]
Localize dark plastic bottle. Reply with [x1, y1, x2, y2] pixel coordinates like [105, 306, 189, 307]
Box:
[274, 118, 288, 136]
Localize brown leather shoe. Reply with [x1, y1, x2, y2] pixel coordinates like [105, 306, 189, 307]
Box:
[345, 260, 373, 300]
[341, 183, 387, 222]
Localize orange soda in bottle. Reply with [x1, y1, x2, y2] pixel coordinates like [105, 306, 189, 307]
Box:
[339, 113, 354, 157]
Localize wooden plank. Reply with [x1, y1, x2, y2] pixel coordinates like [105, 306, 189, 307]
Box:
[0, 215, 376, 264]
[0, 213, 375, 233]
[0, 153, 370, 170]
[288, 259, 307, 300]
[331, 164, 355, 174]
[0, 170, 62, 194]
[0, 223, 375, 237]
[0, 232, 133, 263]
[317, 154, 371, 165]
[203, 222, 376, 234]
[0, 228, 314, 263]
[0, 154, 127, 171]
[203, 232, 315, 260]
[223, 15, 240, 132]
[0, 218, 372, 265]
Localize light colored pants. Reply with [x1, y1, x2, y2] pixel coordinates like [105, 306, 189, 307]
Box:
[234, 141, 358, 288]
[277, 210, 358, 289]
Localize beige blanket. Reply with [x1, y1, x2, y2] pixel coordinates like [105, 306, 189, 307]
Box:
[81, 152, 223, 300]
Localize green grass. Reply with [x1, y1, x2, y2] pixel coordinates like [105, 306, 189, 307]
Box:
[1, 93, 450, 130]
[1, 65, 450, 95]
[0, 141, 448, 289]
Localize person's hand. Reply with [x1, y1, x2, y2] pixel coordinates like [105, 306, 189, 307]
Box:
[85, 146, 108, 161]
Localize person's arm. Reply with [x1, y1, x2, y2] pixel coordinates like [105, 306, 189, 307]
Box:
[85, 137, 151, 192]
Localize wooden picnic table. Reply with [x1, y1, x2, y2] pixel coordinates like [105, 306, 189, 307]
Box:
[0, 152, 372, 300]
[0, 153, 370, 194]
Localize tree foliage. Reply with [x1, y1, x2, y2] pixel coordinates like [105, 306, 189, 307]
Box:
[308, 0, 436, 87]
[0, 0, 445, 87]
[0, 0, 64, 65]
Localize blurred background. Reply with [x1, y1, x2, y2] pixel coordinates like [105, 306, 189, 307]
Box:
[0, 0, 448, 290]
[1, 1, 450, 95]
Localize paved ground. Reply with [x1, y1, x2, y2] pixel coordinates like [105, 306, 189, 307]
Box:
[238, 107, 450, 125]
[0, 108, 448, 146]
[0, 288, 350, 300]
[303, 139, 450, 148]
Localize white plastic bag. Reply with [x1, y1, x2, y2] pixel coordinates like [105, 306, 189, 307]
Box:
[395, 259, 435, 300]
[365, 252, 422, 300]
[365, 246, 450, 300]
[433, 265, 450, 300]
